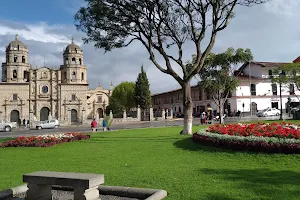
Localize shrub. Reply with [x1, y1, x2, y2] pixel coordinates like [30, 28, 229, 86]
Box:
[0, 133, 90, 148]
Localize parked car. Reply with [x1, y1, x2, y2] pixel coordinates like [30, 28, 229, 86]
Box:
[36, 119, 60, 130]
[291, 106, 300, 114]
[256, 107, 280, 117]
[0, 119, 17, 132]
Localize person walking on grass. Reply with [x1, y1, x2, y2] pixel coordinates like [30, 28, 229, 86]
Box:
[91, 119, 97, 132]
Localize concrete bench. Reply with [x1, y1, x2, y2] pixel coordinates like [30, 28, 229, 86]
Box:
[23, 171, 104, 200]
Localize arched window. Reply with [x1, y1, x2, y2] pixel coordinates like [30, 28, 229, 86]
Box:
[290, 84, 295, 95]
[250, 84, 256, 96]
[22, 56, 25, 63]
[72, 57, 76, 64]
[65, 57, 69, 65]
[17, 45, 19, 50]
[13, 55, 17, 62]
[63, 72, 67, 80]
[272, 83, 277, 95]
[79, 58, 82, 65]
[3, 70, 7, 80]
[72, 71, 76, 80]
[13, 70, 17, 78]
[81, 72, 84, 81]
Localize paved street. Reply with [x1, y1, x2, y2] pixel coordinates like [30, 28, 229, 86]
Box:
[0, 114, 292, 138]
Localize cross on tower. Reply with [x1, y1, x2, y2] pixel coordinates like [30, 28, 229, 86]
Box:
[71, 37, 74, 44]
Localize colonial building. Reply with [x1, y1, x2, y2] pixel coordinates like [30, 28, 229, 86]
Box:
[0, 34, 112, 125]
[152, 58, 300, 116]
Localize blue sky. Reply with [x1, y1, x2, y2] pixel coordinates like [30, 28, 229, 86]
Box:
[0, 0, 299, 93]
[0, 0, 81, 24]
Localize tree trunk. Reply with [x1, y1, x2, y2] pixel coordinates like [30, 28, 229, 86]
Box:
[219, 105, 224, 124]
[182, 83, 193, 135]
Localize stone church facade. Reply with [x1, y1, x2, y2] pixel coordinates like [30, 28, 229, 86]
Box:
[0, 34, 112, 125]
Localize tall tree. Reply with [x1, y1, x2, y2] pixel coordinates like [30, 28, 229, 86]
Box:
[192, 47, 253, 124]
[134, 65, 152, 109]
[271, 63, 300, 119]
[271, 63, 300, 100]
[109, 81, 136, 117]
[75, 0, 269, 134]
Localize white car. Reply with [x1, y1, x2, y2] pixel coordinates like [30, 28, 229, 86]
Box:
[0, 119, 17, 132]
[36, 119, 60, 130]
[256, 108, 280, 117]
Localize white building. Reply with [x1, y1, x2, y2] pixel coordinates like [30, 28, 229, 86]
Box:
[228, 60, 300, 114]
[152, 58, 300, 116]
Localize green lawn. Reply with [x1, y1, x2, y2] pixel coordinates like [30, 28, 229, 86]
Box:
[1, 125, 300, 200]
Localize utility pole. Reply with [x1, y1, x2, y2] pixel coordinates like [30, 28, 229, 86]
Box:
[279, 81, 283, 120]
[249, 61, 252, 116]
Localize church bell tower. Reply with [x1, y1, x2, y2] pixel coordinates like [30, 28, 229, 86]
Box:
[2, 34, 31, 83]
[60, 38, 87, 84]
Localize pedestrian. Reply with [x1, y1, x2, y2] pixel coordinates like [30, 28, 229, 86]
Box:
[26, 120, 30, 128]
[203, 112, 207, 124]
[200, 112, 205, 125]
[91, 119, 97, 132]
[102, 120, 107, 131]
[23, 119, 26, 127]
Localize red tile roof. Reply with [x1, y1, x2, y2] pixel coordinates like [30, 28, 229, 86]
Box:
[293, 56, 300, 63]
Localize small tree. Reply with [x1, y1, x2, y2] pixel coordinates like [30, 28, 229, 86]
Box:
[192, 47, 253, 124]
[271, 63, 300, 119]
[134, 65, 152, 109]
[271, 63, 300, 101]
[75, 0, 269, 134]
[109, 82, 136, 117]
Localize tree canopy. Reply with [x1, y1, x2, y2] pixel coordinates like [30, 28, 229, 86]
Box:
[134, 66, 152, 109]
[195, 47, 253, 123]
[109, 81, 136, 116]
[75, 0, 269, 134]
[271, 62, 300, 100]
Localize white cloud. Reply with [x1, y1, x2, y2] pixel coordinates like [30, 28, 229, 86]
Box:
[263, 0, 300, 17]
[0, 22, 70, 44]
[0, 1, 300, 94]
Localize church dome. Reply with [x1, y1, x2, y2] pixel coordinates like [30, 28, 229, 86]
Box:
[6, 34, 27, 51]
[64, 38, 82, 54]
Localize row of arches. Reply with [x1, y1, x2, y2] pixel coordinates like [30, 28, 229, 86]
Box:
[9, 107, 79, 123]
[62, 71, 85, 81]
[64, 57, 83, 65]
[6, 55, 26, 63]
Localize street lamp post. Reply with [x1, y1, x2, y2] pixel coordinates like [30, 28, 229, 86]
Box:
[287, 97, 291, 117]
[279, 71, 285, 121]
[242, 103, 245, 117]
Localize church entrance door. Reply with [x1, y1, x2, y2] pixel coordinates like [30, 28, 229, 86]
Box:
[10, 110, 20, 123]
[97, 108, 104, 118]
[71, 109, 78, 124]
[40, 107, 50, 121]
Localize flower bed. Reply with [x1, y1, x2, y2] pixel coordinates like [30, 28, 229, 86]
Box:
[208, 122, 300, 139]
[0, 133, 90, 148]
[193, 122, 300, 154]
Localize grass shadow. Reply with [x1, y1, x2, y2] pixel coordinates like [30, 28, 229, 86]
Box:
[173, 137, 267, 155]
[200, 168, 300, 199]
[173, 137, 236, 153]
